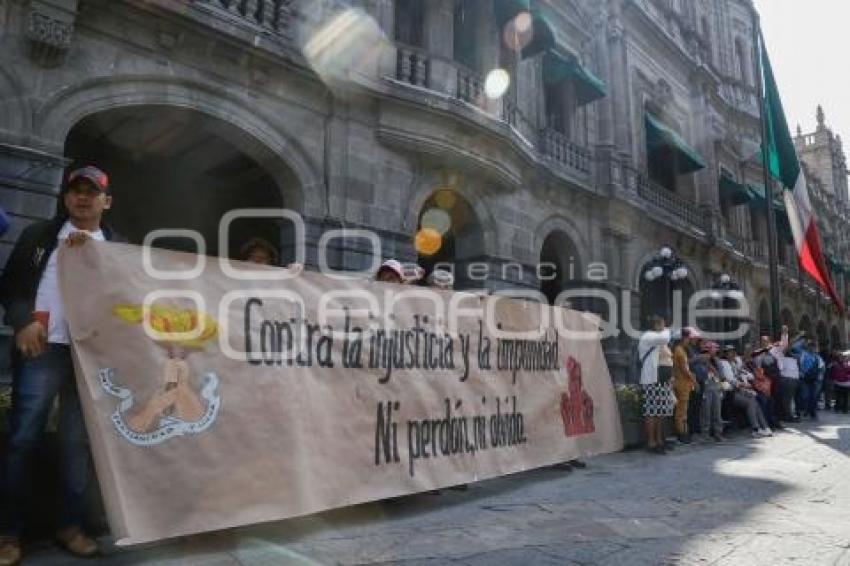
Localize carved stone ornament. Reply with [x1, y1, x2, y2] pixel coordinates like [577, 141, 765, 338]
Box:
[26, 0, 79, 67]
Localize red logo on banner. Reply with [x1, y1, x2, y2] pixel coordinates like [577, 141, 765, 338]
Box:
[560, 356, 595, 437]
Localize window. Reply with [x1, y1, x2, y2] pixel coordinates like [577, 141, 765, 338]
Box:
[735, 38, 750, 85]
[544, 81, 574, 137]
[645, 113, 706, 193]
[454, 0, 480, 71]
[394, 0, 424, 47]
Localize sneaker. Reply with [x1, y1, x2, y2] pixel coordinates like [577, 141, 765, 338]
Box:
[56, 527, 98, 558]
[0, 537, 21, 566]
[713, 434, 727, 442]
[677, 434, 692, 444]
[761, 428, 774, 437]
[751, 430, 761, 438]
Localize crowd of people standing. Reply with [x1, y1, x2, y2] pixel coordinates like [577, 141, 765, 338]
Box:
[638, 316, 850, 454]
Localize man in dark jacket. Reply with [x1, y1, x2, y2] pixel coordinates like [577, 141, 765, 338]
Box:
[0, 166, 121, 564]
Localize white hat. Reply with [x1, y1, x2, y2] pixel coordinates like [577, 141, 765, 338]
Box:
[377, 259, 404, 279]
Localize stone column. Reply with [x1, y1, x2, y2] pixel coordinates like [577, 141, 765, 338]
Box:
[607, 0, 633, 163]
[595, 5, 620, 197]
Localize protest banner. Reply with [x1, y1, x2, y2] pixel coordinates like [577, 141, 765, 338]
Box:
[60, 242, 622, 544]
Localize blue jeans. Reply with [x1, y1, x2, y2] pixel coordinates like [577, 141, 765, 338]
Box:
[796, 379, 820, 418]
[806, 380, 824, 417]
[2, 345, 89, 535]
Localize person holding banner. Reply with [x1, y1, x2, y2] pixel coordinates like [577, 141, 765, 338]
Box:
[638, 316, 675, 454]
[0, 166, 122, 564]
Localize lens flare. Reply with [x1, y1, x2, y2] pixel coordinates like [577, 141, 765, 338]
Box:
[420, 207, 452, 235]
[434, 189, 457, 210]
[484, 68, 511, 100]
[503, 12, 533, 52]
[415, 228, 443, 256]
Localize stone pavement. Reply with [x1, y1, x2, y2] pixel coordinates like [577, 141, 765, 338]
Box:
[22, 411, 850, 565]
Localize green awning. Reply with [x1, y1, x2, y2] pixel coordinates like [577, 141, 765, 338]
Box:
[645, 113, 706, 173]
[747, 184, 785, 212]
[542, 48, 607, 104]
[521, 12, 555, 59]
[572, 62, 606, 105]
[495, 0, 531, 26]
[719, 171, 752, 206]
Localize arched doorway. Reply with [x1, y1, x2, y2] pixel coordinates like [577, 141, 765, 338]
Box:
[539, 230, 581, 306]
[416, 189, 484, 289]
[64, 105, 299, 260]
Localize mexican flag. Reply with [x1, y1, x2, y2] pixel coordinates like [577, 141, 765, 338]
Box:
[759, 33, 845, 312]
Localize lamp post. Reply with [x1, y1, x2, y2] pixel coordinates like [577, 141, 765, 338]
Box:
[643, 246, 689, 325]
[710, 273, 744, 347]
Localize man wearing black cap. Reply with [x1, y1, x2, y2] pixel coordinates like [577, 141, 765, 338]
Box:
[0, 165, 122, 563]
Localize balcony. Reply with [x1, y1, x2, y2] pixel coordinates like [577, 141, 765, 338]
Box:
[637, 176, 707, 231]
[190, 0, 294, 41]
[395, 45, 430, 89]
[539, 128, 592, 178]
[723, 229, 770, 264]
[455, 64, 483, 104]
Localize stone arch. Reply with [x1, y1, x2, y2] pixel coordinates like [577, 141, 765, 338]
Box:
[405, 171, 498, 258]
[533, 214, 589, 275]
[415, 187, 489, 290]
[537, 229, 583, 307]
[34, 75, 323, 213]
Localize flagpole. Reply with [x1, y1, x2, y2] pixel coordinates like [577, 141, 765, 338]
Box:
[752, 10, 782, 339]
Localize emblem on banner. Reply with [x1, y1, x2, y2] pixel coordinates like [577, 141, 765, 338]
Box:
[101, 302, 223, 446]
[560, 356, 595, 437]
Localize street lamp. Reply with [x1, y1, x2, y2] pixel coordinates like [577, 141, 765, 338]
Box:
[643, 247, 688, 324]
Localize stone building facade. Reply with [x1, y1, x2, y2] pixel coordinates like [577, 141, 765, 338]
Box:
[1, 0, 848, 380]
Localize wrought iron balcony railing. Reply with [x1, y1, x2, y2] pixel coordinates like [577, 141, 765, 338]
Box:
[191, 0, 294, 39]
[395, 45, 430, 89]
[637, 176, 706, 230]
[539, 128, 591, 177]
